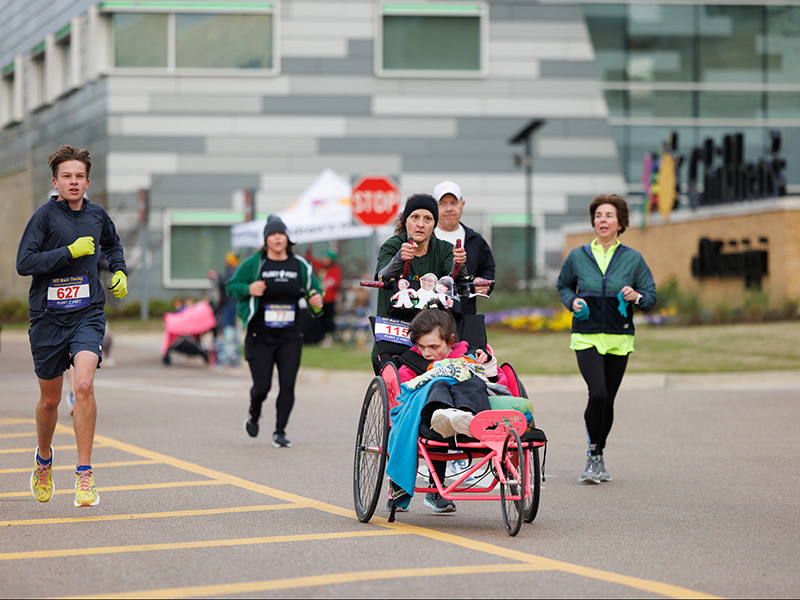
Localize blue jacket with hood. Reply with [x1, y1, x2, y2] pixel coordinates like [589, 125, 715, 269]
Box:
[16, 195, 127, 325]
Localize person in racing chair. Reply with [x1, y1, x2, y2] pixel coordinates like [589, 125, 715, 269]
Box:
[386, 308, 514, 514]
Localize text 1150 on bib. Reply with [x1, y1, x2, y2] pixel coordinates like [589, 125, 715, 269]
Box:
[374, 316, 411, 346]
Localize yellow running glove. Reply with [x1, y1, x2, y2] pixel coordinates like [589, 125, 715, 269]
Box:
[68, 236, 95, 259]
[108, 271, 128, 299]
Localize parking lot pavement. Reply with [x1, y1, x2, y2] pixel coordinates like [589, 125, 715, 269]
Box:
[1, 328, 798, 598]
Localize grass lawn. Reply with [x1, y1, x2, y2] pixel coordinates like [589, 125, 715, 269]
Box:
[5, 318, 796, 374]
[299, 320, 800, 374]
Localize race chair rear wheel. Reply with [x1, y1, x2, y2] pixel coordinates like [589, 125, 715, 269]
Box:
[522, 446, 541, 523]
[353, 376, 390, 523]
[500, 428, 526, 536]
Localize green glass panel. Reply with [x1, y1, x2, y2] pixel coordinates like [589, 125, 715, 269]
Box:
[629, 89, 693, 118]
[698, 5, 763, 84]
[627, 4, 694, 83]
[603, 90, 625, 117]
[490, 227, 533, 289]
[768, 93, 800, 120]
[176, 13, 272, 69]
[171, 225, 232, 280]
[113, 13, 168, 68]
[766, 6, 800, 85]
[383, 15, 480, 71]
[582, 4, 626, 82]
[698, 92, 764, 119]
[625, 126, 694, 189]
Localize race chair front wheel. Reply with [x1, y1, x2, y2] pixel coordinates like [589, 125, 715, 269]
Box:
[522, 446, 541, 523]
[353, 376, 390, 523]
[500, 428, 526, 536]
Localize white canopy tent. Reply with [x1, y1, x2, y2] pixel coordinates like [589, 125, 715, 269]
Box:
[231, 169, 391, 248]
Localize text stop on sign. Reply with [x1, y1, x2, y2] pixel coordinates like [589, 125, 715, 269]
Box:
[351, 176, 400, 227]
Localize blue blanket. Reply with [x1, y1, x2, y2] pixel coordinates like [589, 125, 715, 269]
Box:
[385, 376, 459, 496]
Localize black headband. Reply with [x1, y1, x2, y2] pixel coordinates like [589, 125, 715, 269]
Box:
[401, 194, 438, 228]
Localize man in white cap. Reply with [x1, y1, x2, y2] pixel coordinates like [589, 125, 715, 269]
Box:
[432, 181, 495, 315]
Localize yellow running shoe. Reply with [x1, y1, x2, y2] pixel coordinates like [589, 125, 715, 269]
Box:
[30, 446, 54, 503]
[74, 469, 99, 507]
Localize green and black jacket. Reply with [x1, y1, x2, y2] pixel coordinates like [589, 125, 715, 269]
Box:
[557, 243, 657, 335]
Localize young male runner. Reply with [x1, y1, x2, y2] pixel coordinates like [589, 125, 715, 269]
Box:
[16, 145, 128, 507]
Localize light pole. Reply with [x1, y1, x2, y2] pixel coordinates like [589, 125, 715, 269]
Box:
[510, 119, 545, 291]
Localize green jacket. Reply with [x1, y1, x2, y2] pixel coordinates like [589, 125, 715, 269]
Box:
[226, 251, 322, 329]
[374, 234, 454, 318]
[557, 243, 656, 335]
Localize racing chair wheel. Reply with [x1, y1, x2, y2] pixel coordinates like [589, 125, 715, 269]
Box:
[522, 446, 541, 523]
[353, 376, 390, 523]
[500, 428, 526, 537]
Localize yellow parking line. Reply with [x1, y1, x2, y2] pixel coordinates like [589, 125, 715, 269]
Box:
[0, 479, 225, 498]
[0, 418, 33, 426]
[1, 529, 409, 561]
[0, 443, 108, 455]
[0, 503, 301, 527]
[0, 431, 40, 439]
[379, 520, 721, 599]
[86, 433, 721, 599]
[0, 460, 158, 475]
[63, 563, 544, 599]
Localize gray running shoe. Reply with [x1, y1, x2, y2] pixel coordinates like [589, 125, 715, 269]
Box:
[579, 456, 601, 484]
[424, 492, 456, 513]
[597, 456, 612, 482]
[272, 432, 291, 448]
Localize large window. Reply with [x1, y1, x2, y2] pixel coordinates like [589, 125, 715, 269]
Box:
[102, 1, 276, 73]
[584, 3, 800, 193]
[698, 6, 763, 84]
[29, 44, 47, 110]
[176, 13, 272, 69]
[0, 56, 24, 127]
[626, 4, 695, 83]
[112, 13, 168, 68]
[377, 2, 487, 77]
[767, 6, 800, 85]
[53, 19, 82, 97]
[164, 211, 247, 288]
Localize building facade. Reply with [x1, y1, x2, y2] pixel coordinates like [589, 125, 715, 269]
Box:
[1, 0, 796, 304]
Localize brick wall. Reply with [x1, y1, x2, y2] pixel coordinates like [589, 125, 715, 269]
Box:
[563, 198, 800, 305]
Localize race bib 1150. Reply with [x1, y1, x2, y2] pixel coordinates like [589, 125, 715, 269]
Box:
[374, 316, 411, 346]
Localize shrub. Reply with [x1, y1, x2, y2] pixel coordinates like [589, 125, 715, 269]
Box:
[0, 298, 29, 320]
[711, 300, 735, 324]
[742, 291, 769, 322]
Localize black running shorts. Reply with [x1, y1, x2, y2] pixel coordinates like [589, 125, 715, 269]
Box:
[28, 311, 106, 380]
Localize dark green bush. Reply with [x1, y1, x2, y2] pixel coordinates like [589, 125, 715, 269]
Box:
[0, 298, 29, 320]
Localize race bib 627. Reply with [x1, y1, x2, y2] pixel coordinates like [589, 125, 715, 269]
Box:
[47, 275, 90, 310]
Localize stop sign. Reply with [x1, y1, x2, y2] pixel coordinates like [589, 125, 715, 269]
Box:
[352, 176, 401, 227]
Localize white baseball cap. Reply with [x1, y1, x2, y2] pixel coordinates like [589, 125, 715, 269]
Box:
[433, 181, 463, 202]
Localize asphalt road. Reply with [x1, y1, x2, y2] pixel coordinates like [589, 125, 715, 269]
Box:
[1, 328, 798, 599]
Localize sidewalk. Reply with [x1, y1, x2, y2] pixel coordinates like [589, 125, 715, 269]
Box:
[4, 328, 799, 391]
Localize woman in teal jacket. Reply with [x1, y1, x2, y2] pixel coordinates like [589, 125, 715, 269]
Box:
[226, 216, 323, 448]
[557, 194, 656, 484]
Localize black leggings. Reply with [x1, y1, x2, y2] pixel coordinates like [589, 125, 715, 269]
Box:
[575, 347, 629, 456]
[246, 335, 303, 435]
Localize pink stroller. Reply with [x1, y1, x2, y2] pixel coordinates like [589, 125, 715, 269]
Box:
[161, 300, 217, 365]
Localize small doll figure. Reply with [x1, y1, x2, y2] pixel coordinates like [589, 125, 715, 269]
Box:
[414, 273, 438, 308]
[390, 278, 417, 309]
[434, 276, 455, 308]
